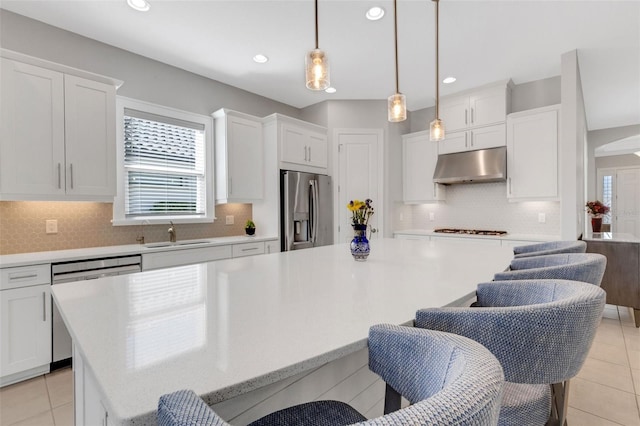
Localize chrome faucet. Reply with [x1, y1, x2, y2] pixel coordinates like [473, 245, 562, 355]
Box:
[168, 221, 176, 243]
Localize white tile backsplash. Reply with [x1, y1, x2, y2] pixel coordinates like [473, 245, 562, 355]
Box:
[400, 182, 561, 235]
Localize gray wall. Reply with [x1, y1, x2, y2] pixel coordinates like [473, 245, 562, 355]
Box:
[0, 9, 300, 118]
[595, 154, 640, 169]
[587, 124, 640, 199]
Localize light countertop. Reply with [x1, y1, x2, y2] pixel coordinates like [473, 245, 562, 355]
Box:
[51, 238, 514, 425]
[582, 232, 640, 243]
[393, 229, 560, 242]
[0, 235, 278, 268]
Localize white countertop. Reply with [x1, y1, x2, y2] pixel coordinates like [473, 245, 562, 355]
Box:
[393, 229, 560, 242]
[582, 232, 640, 243]
[0, 235, 278, 268]
[51, 238, 513, 425]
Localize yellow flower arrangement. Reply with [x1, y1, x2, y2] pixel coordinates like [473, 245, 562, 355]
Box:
[347, 199, 374, 226]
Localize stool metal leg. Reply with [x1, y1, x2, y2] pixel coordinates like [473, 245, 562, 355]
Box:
[384, 383, 402, 415]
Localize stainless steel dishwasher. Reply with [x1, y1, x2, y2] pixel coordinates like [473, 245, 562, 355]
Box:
[51, 255, 142, 369]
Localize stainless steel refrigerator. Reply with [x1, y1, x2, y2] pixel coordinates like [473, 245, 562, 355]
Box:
[281, 170, 333, 251]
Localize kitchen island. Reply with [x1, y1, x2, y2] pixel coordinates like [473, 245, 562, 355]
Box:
[583, 232, 640, 327]
[52, 238, 513, 425]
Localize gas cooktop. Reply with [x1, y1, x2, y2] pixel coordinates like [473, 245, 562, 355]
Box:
[434, 228, 508, 236]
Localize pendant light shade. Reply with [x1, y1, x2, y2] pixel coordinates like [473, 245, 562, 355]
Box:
[305, 49, 330, 90]
[305, 0, 330, 91]
[388, 93, 407, 122]
[388, 0, 406, 122]
[430, 0, 445, 141]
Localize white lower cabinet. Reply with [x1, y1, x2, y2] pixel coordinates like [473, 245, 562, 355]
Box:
[232, 242, 265, 258]
[394, 234, 430, 241]
[430, 236, 502, 246]
[142, 245, 232, 271]
[0, 283, 52, 385]
[507, 105, 560, 201]
[265, 240, 280, 254]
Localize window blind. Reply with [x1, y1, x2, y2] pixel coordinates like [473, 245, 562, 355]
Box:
[124, 110, 206, 217]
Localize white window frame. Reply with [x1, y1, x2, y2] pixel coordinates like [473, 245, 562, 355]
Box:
[113, 96, 214, 226]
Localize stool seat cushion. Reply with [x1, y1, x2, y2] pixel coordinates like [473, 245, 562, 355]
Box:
[247, 401, 367, 426]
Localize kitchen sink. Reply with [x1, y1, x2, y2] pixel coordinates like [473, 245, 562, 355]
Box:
[144, 240, 211, 249]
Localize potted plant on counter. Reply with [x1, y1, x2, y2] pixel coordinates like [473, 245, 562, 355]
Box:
[245, 219, 256, 236]
[586, 200, 610, 233]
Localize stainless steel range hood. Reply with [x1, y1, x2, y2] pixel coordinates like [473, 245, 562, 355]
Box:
[433, 146, 507, 184]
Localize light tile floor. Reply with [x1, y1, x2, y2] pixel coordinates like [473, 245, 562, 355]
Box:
[0, 305, 639, 426]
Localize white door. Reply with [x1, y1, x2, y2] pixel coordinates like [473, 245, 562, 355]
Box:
[336, 129, 383, 243]
[616, 168, 640, 237]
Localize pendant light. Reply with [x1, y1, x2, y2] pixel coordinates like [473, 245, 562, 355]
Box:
[388, 0, 406, 122]
[429, 0, 445, 141]
[305, 0, 330, 90]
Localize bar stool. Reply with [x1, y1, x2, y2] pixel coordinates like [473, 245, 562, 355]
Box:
[158, 324, 505, 426]
[415, 279, 606, 426]
[494, 253, 606, 286]
[512, 241, 586, 258]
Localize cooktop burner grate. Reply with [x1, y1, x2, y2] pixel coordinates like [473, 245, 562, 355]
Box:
[434, 228, 508, 236]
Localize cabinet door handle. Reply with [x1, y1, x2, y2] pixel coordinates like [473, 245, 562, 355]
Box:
[42, 291, 46, 322]
[471, 108, 474, 124]
[9, 273, 38, 281]
[465, 109, 468, 125]
[241, 247, 258, 252]
[465, 133, 468, 148]
[470, 132, 473, 147]
[57, 163, 62, 189]
[69, 164, 74, 189]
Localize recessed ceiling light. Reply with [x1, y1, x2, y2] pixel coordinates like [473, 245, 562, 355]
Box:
[443, 76, 457, 84]
[325, 87, 336, 94]
[366, 6, 385, 21]
[127, 0, 150, 12]
[253, 54, 269, 64]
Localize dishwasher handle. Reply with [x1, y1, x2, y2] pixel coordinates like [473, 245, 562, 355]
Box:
[52, 264, 141, 284]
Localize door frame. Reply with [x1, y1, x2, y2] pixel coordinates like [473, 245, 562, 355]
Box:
[333, 128, 385, 244]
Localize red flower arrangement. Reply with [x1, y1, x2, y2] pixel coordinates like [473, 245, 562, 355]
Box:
[585, 200, 610, 217]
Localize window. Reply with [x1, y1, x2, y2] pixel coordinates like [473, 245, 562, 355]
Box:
[113, 97, 213, 225]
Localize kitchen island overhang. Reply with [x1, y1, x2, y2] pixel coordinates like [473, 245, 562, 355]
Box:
[52, 238, 514, 425]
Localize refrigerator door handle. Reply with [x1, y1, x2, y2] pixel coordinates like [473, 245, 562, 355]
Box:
[310, 179, 319, 243]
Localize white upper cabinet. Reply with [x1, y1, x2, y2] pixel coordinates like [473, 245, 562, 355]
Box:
[403, 130, 445, 203]
[63, 75, 116, 198]
[438, 124, 506, 155]
[281, 121, 328, 170]
[0, 54, 118, 201]
[506, 105, 560, 201]
[438, 81, 512, 154]
[213, 109, 264, 204]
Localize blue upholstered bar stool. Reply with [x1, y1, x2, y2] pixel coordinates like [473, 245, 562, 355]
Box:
[158, 324, 505, 426]
[494, 253, 606, 286]
[415, 279, 606, 426]
[513, 241, 586, 258]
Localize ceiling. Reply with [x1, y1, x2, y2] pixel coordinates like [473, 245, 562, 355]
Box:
[1, 1, 639, 131]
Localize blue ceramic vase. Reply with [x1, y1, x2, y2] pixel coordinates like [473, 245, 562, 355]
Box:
[350, 224, 370, 261]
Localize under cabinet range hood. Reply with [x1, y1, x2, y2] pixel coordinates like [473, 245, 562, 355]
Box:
[433, 146, 507, 184]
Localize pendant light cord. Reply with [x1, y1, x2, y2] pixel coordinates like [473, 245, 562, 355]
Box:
[394, 0, 400, 94]
[434, 0, 440, 119]
[315, 0, 319, 49]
